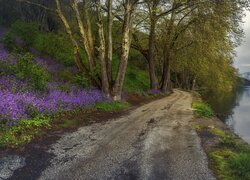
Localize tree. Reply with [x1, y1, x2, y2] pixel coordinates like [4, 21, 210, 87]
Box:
[18, 0, 139, 100]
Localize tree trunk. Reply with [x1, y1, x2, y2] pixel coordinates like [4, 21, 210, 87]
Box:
[192, 78, 196, 90]
[112, 1, 135, 101]
[84, 1, 95, 69]
[96, 0, 110, 96]
[106, 0, 113, 84]
[148, 14, 158, 90]
[55, 0, 84, 73]
[56, 0, 100, 87]
[161, 48, 171, 92]
[159, 0, 177, 92]
[72, 0, 95, 72]
[148, 0, 159, 90]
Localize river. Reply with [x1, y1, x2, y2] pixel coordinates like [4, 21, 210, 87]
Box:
[204, 86, 250, 144]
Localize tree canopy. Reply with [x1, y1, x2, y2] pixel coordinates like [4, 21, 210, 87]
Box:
[0, 0, 249, 99]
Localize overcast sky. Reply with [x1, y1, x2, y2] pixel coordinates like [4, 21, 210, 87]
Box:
[235, 11, 250, 73]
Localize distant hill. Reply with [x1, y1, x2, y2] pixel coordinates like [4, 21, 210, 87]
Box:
[240, 72, 250, 81]
[237, 74, 250, 86]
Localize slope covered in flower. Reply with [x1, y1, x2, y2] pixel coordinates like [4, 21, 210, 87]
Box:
[0, 29, 107, 128]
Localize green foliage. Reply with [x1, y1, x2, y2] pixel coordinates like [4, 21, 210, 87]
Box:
[3, 21, 39, 51]
[221, 135, 237, 148]
[73, 74, 90, 88]
[25, 104, 40, 119]
[210, 148, 250, 180]
[192, 101, 214, 118]
[0, 53, 50, 91]
[94, 101, 130, 111]
[57, 69, 75, 82]
[0, 116, 51, 147]
[34, 32, 75, 66]
[110, 54, 149, 93]
[3, 21, 75, 66]
[209, 149, 236, 180]
[211, 128, 227, 138]
[208, 126, 250, 180]
[124, 66, 149, 93]
[229, 153, 250, 179]
[15, 53, 50, 91]
[2, 32, 18, 51]
[0, 54, 16, 75]
[59, 119, 74, 128]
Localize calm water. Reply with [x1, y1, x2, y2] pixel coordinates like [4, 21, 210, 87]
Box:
[204, 87, 250, 144]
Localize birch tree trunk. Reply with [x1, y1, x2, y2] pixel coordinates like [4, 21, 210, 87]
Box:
[83, 1, 95, 69]
[55, 0, 84, 73]
[56, 0, 100, 87]
[106, 0, 113, 84]
[72, 0, 95, 72]
[112, 0, 137, 100]
[147, 0, 159, 90]
[160, 0, 177, 92]
[96, 0, 110, 96]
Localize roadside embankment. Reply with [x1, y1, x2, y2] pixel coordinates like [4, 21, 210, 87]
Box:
[192, 94, 250, 180]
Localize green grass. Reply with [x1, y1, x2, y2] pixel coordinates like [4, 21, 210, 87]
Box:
[111, 54, 150, 94]
[0, 101, 132, 148]
[210, 148, 250, 180]
[59, 119, 74, 128]
[94, 101, 130, 111]
[124, 65, 150, 93]
[192, 100, 214, 118]
[208, 127, 250, 180]
[229, 153, 250, 179]
[5, 21, 150, 93]
[3, 21, 76, 66]
[209, 148, 237, 180]
[211, 128, 227, 138]
[0, 116, 51, 147]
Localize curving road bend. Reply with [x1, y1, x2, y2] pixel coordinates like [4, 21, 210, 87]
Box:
[1, 90, 215, 180]
[39, 90, 215, 180]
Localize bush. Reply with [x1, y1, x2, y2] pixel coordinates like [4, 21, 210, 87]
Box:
[15, 53, 50, 91]
[2, 32, 18, 51]
[3, 21, 39, 51]
[3, 21, 76, 66]
[0, 55, 16, 75]
[34, 33, 75, 66]
[192, 101, 214, 118]
[208, 126, 250, 180]
[209, 149, 236, 179]
[229, 153, 250, 179]
[73, 74, 90, 88]
[0, 116, 51, 147]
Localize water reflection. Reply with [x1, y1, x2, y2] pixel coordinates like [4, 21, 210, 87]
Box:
[203, 87, 250, 144]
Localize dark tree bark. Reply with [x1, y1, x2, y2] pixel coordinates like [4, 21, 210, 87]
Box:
[161, 47, 171, 92]
[147, 0, 159, 90]
[106, 0, 113, 84]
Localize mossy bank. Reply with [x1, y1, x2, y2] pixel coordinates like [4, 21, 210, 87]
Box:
[192, 97, 250, 180]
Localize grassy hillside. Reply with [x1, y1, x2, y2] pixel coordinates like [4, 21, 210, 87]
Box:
[3, 21, 150, 93]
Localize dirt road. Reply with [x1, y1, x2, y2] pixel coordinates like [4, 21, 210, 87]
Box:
[1, 90, 215, 180]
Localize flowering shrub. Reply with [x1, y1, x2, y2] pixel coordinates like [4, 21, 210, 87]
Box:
[0, 45, 107, 128]
[0, 88, 106, 128]
[14, 53, 50, 91]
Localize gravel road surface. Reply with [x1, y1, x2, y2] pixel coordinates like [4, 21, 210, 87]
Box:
[1, 90, 215, 180]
